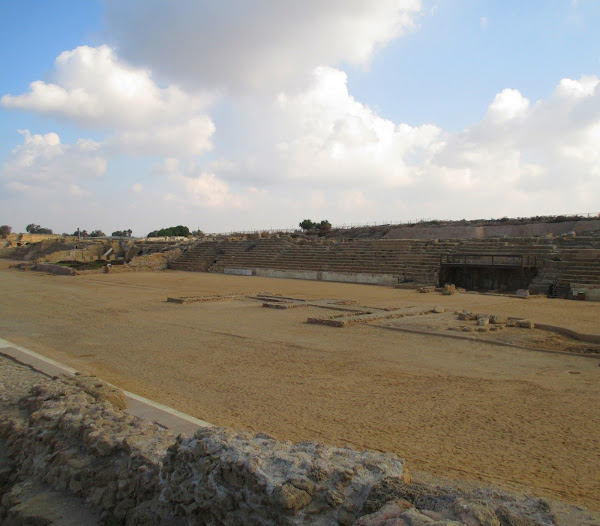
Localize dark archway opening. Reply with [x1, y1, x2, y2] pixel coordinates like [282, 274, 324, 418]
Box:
[440, 265, 538, 292]
[439, 254, 540, 292]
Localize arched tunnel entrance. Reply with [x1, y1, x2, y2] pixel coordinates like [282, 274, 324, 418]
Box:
[439, 254, 539, 292]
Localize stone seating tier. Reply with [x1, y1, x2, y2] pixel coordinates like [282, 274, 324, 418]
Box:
[168, 236, 600, 288]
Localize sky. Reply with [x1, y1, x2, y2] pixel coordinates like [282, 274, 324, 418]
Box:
[1, 1, 599, 236]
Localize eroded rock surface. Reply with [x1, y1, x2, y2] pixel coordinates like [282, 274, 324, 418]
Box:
[0, 358, 560, 525]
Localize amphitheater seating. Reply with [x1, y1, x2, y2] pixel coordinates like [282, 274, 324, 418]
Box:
[168, 234, 600, 293]
[168, 242, 219, 272]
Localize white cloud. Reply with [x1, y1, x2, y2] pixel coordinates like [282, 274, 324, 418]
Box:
[219, 71, 600, 223]
[2, 22, 599, 231]
[2, 45, 211, 128]
[555, 75, 599, 98]
[68, 184, 91, 197]
[103, 0, 423, 91]
[156, 159, 248, 209]
[274, 66, 442, 186]
[427, 75, 600, 213]
[480, 16, 488, 28]
[2, 46, 215, 157]
[486, 89, 530, 123]
[1, 130, 106, 197]
[106, 116, 215, 157]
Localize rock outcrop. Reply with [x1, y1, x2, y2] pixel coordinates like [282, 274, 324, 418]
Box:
[0, 374, 557, 525]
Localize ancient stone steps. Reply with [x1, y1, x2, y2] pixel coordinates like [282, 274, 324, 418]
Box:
[168, 235, 600, 289]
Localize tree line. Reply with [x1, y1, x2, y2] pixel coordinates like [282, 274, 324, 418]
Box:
[2, 219, 336, 240]
[0, 223, 206, 239]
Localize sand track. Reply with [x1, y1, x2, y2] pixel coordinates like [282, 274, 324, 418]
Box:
[1, 263, 599, 511]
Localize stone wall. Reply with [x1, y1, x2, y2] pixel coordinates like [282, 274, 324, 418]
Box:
[385, 219, 600, 240]
[109, 248, 182, 272]
[0, 373, 558, 525]
[253, 268, 400, 286]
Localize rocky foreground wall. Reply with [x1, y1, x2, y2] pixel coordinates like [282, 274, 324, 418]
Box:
[0, 374, 557, 525]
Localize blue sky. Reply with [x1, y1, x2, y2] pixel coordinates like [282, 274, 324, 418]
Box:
[1, 1, 599, 235]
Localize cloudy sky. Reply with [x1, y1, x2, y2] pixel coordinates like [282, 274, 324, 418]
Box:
[1, 1, 599, 236]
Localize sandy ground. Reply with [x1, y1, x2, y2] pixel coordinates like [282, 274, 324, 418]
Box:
[1, 261, 600, 511]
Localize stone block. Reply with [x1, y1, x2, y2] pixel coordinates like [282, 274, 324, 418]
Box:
[442, 284, 456, 295]
[517, 320, 535, 329]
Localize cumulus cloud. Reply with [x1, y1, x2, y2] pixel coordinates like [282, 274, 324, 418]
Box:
[426, 75, 600, 214]
[103, 0, 422, 91]
[1, 130, 106, 197]
[486, 89, 530, 123]
[105, 116, 215, 157]
[274, 66, 442, 186]
[211, 71, 600, 223]
[156, 159, 248, 209]
[3, 22, 599, 230]
[2, 46, 215, 157]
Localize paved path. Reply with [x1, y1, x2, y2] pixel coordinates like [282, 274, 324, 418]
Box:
[0, 337, 212, 436]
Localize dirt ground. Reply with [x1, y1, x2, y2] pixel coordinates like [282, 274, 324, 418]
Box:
[1, 260, 600, 512]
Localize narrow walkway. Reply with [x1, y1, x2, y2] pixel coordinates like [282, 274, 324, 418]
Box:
[0, 337, 212, 436]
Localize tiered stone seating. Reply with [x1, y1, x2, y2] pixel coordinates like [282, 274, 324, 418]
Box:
[167, 234, 600, 291]
[451, 237, 556, 257]
[555, 250, 600, 287]
[169, 238, 452, 284]
[527, 238, 600, 297]
[209, 239, 292, 272]
[168, 241, 219, 271]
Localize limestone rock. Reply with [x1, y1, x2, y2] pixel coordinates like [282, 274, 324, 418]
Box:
[0, 364, 560, 526]
[160, 427, 410, 525]
[2, 482, 101, 525]
[63, 373, 126, 410]
[453, 498, 500, 526]
[517, 320, 535, 329]
[433, 306, 445, 313]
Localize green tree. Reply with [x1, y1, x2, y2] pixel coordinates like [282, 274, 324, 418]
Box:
[89, 229, 106, 237]
[26, 223, 53, 234]
[111, 229, 133, 237]
[299, 219, 315, 231]
[147, 225, 190, 237]
[318, 220, 331, 232]
[0, 225, 12, 238]
[299, 219, 331, 232]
